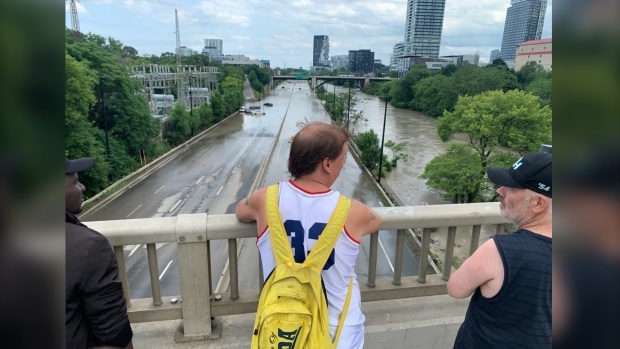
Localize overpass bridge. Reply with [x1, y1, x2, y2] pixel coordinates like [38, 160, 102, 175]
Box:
[89, 201, 508, 346]
[271, 75, 392, 90]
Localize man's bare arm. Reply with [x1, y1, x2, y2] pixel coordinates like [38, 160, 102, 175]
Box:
[447, 238, 502, 299]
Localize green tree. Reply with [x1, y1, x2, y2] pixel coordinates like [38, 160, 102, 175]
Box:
[165, 102, 191, 145]
[65, 53, 109, 197]
[516, 61, 548, 87]
[197, 102, 213, 129]
[209, 92, 226, 122]
[437, 89, 552, 167]
[355, 130, 381, 171]
[526, 77, 552, 108]
[411, 74, 451, 117]
[384, 140, 408, 167]
[390, 64, 432, 108]
[420, 143, 485, 203]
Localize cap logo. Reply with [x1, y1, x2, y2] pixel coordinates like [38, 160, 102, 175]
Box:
[538, 183, 550, 192]
[512, 159, 524, 170]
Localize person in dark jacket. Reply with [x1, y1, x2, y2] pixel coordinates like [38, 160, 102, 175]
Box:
[65, 157, 133, 349]
[447, 153, 552, 348]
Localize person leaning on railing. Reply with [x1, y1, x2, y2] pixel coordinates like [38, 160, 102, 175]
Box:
[235, 122, 382, 349]
[447, 153, 552, 348]
[65, 157, 134, 349]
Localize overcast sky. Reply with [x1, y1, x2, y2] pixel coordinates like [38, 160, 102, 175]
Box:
[66, 0, 552, 68]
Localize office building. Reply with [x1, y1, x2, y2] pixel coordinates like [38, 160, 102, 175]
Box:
[313, 35, 330, 67]
[348, 49, 375, 73]
[500, 0, 547, 67]
[514, 38, 552, 71]
[202, 39, 223, 60]
[490, 49, 501, 63]
[331, 55, 349, 70]
[177, 46, 198, 57]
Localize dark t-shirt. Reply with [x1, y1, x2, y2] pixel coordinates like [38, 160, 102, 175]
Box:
[65, 212, 132, 348]
[454, 229, 552, 348]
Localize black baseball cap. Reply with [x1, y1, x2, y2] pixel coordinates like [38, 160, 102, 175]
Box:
[65, 157, 94, 175]
[487, 152, 552, 198]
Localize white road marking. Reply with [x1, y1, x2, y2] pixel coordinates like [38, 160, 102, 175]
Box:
[126, 204, 143, 218]
[159, 260, 174, 280]
[128, 244, 141, 257]
[216, 186, 224, 195]
[154, 185, 165, 194]
[169, 199, 182, 212]
[196, 176, 204, 185]
[378, 237, 395, 273]
[232, 166, 238, 173]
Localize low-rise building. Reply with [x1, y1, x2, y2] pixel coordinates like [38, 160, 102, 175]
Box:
[514, 38, 552, 71]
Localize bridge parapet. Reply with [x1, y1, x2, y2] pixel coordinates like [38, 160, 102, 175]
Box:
[87, 203, 509, 342]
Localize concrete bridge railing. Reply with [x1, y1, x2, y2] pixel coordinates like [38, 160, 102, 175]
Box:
[87, 203, 509, 342]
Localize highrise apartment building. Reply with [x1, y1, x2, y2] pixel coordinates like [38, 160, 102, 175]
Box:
[202, 39, 223, 60]
[403, 0, 447, 57]
[390, 0, 447, 74]
[313, 35, 330, 67]
[331, 55, 349, 70]
[348, 49, 375, 73]
[500, 0, 547, 66]
[490, 49, 501, 63]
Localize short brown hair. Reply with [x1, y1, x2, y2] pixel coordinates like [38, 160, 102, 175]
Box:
[288, 122, 350, 179]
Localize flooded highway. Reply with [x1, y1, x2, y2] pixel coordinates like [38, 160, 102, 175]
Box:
[82, 79, 420, 298]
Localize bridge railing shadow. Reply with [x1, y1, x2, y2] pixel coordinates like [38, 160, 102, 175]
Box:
[87, 203, 508, 342]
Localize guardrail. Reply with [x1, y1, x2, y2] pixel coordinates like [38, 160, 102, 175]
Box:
[87, 203, 509, 342]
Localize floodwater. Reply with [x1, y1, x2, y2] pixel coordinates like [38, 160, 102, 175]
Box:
[328, 84, 459, 206]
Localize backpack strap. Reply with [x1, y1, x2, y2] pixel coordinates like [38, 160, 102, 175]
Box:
[333, 276, 354, 346]
[265, 184, 295, 265]
[303, 194, 351, 269]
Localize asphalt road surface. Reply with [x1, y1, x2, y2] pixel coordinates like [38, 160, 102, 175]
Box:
[81, 80, 419, 299]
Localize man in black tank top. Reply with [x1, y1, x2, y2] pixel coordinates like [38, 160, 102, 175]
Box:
[447, 152, 552, 348]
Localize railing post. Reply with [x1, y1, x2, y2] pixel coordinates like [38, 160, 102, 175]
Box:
[175, 214, 212, 341]
[228, 238, 239, 300]
[146, 243, 163, 306]
[442, 226, 457, 281]
[495, 223, 504, 235]
[392, 229, 405, 285]
[207, 240, 213, 294]
[367, 231, 379, 288]
[417, 228, 432, 283]
[469, 225, 482, 256]
[113, 245, 131, 308]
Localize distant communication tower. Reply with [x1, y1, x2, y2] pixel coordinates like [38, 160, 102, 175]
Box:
[175, 9, 182, 67]
[69, 0, 82, 43]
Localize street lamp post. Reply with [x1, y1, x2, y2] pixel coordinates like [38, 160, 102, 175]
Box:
[347, 81, 351, 132]
[377, 96, 388, 184]
[189, 76, 195, 137]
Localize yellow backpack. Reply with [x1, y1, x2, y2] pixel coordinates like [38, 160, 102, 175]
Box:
[251, 184, 354, 349]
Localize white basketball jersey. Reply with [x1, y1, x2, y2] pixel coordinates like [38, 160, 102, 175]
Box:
[256, 180, 366, 331]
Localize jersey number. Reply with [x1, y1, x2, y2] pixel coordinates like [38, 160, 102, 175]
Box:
[283, 220, 334, 270]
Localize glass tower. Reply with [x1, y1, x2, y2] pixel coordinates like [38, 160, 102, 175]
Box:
[500, 0, 547, 64]
[313, 35, 330, 67]
[403, 0, 447, 58]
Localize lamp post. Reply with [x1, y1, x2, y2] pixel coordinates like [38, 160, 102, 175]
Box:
[347, 80, 351, 132]
[333, 84, 336, 118]
[189, 76, 195, 137]
[377, 96, 388, 184]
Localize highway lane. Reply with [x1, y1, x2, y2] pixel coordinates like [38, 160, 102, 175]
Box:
[81, 88, 286, 297]
[81, 80, 419, 299]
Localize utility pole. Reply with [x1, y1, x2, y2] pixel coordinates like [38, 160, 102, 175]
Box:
[347, 81, 351, 132]
[378, 96, 388, 184]
[189, 76, 194, 137]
